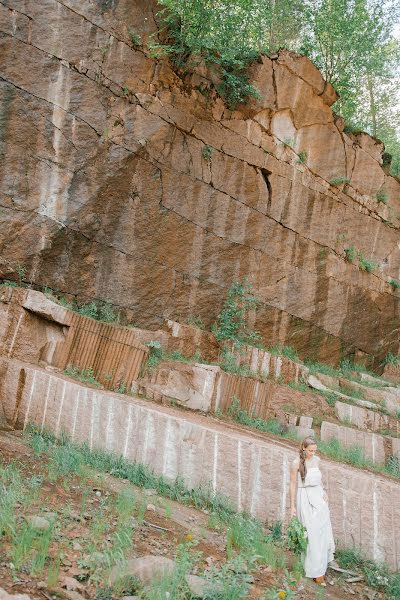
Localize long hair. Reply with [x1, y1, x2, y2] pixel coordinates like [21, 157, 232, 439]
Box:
[299, 437, 316, 483]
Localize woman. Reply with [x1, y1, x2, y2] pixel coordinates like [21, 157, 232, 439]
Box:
[289, 437, 335, 586]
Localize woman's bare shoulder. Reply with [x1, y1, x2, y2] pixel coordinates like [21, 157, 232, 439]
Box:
[291, 457, 300, 470]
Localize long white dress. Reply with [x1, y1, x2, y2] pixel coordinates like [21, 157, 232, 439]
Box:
[295, 455, 335, 578]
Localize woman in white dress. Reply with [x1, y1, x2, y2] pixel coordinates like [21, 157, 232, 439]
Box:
[289, 437, 335, 586]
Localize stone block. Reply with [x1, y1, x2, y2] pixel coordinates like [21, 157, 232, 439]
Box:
[299, 416, 313, 428]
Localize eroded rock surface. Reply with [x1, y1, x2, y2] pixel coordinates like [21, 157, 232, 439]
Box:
[0, 0, 399, 366]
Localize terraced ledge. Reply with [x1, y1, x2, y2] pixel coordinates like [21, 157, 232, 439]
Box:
[1, 356, 400, 569]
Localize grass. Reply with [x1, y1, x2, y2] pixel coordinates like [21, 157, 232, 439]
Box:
[287, 381, 309, 393]
[26, 426, 238, 524]
[389, 279, 400, 290]
[43, 288, 121, 324]
[384, 352, 400, 366]
[7, 428, 400, 599]
[329, 176, 350, 186]
[376, 189, 389, 204]
[227, 398, 285, 436]
[268, 345, 299, 362]
[358, 254, 376, 273]
[336, 548, 400, 598]
[344, 245, 358, 263]
[297, 150, 307, 164]
[64, 365, 102, 388]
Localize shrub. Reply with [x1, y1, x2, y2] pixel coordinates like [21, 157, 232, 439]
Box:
[344, 245, 358, 263]
[376, 189, 389, 204]
[384, 352, 400, 366]
[358, 254, 376, 273]
[389, 279, 400, 290]
[297, 150, 307, 164]
[329, 176, 350, 186]
[128, 27, 141, 47]
[202, 145, 214, 161]
[213, 279, 260, 347]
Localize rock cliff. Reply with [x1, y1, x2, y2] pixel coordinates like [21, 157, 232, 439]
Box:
[1, 0, 399, 366]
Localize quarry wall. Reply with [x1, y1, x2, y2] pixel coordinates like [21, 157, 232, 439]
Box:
[0, 0, 400, 365]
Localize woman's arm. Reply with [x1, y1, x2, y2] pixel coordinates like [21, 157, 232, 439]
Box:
[289, 458, 299, 518]
[318, 457, 328, 502]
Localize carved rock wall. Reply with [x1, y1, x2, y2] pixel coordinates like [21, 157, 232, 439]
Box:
[1, 0, 400, 365]
[1, 357, 400, 568]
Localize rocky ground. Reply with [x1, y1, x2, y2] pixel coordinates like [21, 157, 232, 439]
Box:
[0, 430, 387, 600]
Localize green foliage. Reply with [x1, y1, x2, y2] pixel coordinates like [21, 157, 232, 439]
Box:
[329, 176, 350, 186]
[297, 150, 308, 164]
[213, 279, 260, 347]
[358, 254, 376, 273]
[376, 189, 389, 204]
[0, 280, 17, 287]
[186, 314, 205, 329]
[64, 365, 102, 388]
[26, 427, 237, 523]
[286, 517, 308, 555]
[269, 345, 299, 362]
[228, 398, 285, 435]
[128, 27, 141, 47]
[204, 555, 253, 599]
[146, 340, 163, 368]
[389, 279, 400, 290]
[202, 145, 214, 160]
[344, 245, 358, 263]
[384, 352, 400, 366]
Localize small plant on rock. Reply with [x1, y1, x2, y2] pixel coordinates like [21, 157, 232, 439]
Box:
[376, 189, 389, 204]
[202, 145, 214, 161]
[128, 27, 141, 47]
[329, 176, 350, 186]
[389, 279, 400, 290]
[358, 254, 376, 273]
[213, 278, 260, 348]
[344, 245, 358, 263]
[146, 340, 163, 368]
[297, 150, 307, 164]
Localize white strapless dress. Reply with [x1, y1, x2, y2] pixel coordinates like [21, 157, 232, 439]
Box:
[296, 456, 335, 578]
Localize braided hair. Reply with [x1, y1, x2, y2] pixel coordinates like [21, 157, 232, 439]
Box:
[299, 437, 317, 482]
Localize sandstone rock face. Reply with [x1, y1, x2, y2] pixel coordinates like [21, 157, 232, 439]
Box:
[2, 358, 400, 568]
[0, 0, 399, 367]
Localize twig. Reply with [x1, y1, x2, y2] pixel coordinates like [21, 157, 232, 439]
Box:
[143, 519, 172, 532]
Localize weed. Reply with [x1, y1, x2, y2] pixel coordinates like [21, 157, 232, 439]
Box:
[213, 278, 260, 348]
[297, 150, 307, 164]
[64, 365, 102, 388]
[187, 315, 205, 329]
[358, 254, 376, 273]
[329, 176, 350, 186]
[282, 138, 294, 149]
[128, 27, 141, 47]
[385, 455, 400, 477]
[269, 345, 299, 362]
[286, 517, 308, 555]
[228, 398, 285, 436]
[0, 279, 17, 287]
[122, 85, 129, 95]
[344, 245, 358, 263]
[204, 555, 253, 599]
[202, 145, 214, 161]
[376, 189, 389, 204]
[114, 382, 127, 394]
[269, 520, 283, 541]
[146, 340, 163, 369]
[287, 381, 309, 393]
[384, 352, 400, 366]
[16, 264, 26, 287]
[389, 279, 400, 290]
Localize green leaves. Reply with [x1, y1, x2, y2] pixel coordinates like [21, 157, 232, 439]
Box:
[286, 517, 308, 555]
[213, 279, 260, 347]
